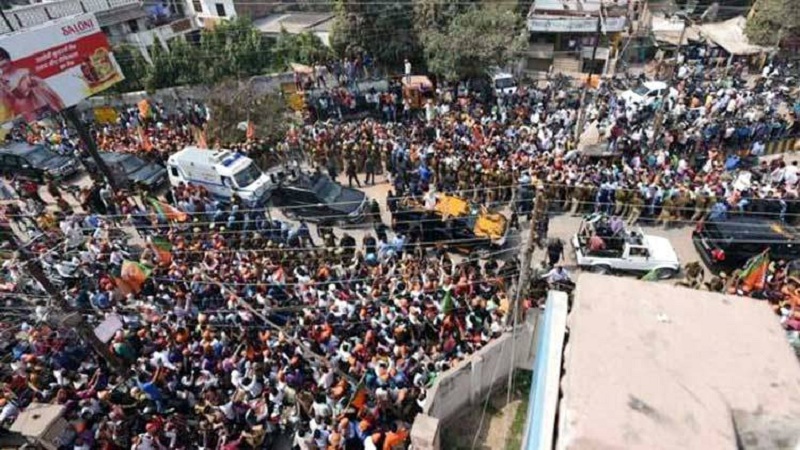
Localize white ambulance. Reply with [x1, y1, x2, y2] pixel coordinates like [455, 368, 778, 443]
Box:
[167, 146, 273, 205]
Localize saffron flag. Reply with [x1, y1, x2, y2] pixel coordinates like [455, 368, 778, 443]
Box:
[740, 250, 769, 292]
[138, 99, 153, 120]
[151, 236, 173, 266]
[195, 126, 208, 149]
[246, 121, 255, 140]
[119, 260, 152, 294]
[148, 198, 188, 222]
[138, 126, 153, 152]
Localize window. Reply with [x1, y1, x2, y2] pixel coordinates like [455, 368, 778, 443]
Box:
[192, 0, 202, 13]
[170, 167, 179, 178]
[2, 155, 20, 167]
[127, 19, 139, 33]
[215, 3, 226, 17]
[629, 247, 650, 258]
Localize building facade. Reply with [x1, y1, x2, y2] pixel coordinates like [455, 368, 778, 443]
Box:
[523, 0, 633, 76]
[0, 0, 200, 62]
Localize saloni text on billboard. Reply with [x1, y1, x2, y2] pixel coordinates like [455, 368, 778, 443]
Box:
[0, 13, 124, 124]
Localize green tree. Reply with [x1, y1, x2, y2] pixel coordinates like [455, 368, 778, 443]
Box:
[168, 38, 204, 86]
[330, 0, 421, 70]
[109, 44, 148, 93]
[205, 79, 291, 146]
[413, 0, 478, 34]
[143, 38, 177, 92]
[197, 17, 271, 84]
[271, 29, 332, 70]
[422, 7, 526, 81]
[745, 0, 800, 46]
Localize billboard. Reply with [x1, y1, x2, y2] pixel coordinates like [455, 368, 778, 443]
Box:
[0, 13, 124, 124]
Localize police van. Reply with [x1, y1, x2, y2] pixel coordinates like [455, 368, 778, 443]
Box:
[167, 146, 273, 205]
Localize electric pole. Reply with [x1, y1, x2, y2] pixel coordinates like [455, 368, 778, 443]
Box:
[16, 247, 125, 374]
[512, 187, 548, 323]
[574, 10, 604, 142]
[62, 106, 124, 193]
[652, 13, 689, 144]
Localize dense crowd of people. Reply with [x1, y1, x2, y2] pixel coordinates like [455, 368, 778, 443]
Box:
[1, 54, 800, 448]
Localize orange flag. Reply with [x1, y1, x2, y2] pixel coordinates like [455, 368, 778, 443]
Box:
[138, 126, 153, 152]
[246, 121, 255, 140]
[138, 99, 152, 120]
[196, 127, 208, 149]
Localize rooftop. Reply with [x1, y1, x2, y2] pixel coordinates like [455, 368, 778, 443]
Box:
[252, 12, 334, 35]
[557, 274, 800, 450]
[529, 0, 630, 16]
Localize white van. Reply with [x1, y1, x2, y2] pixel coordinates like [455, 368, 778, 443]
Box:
[167, 146, 273, 205]
[488, 67, 517, 97]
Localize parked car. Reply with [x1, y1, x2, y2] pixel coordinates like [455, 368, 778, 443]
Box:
[620, 81, 678, 106]
[270, 171, 367, 223]
[88, 152, 167, 190]
[392, 193, 509, 253]
[693, 218, 800, 271]
[571, 214, 680, 279]
[0, 142, 79, 182]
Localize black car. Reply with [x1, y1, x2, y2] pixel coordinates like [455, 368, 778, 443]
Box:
[87, 152, 167, 190]
[270, 172, 367, 222]
[693, 217, 800, 270]
[0, 142, 79, 181]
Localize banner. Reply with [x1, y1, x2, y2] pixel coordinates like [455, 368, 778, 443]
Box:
[0, 13, 124, 124]
[93, 106, 118, 125]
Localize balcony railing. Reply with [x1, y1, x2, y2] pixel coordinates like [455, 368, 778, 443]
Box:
[0, 0, 139, 34]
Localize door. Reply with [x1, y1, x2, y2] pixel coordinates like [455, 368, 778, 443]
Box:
[8, 155, 37, 180]
[286, 189, 318, 217]
[0, 155, 16, 177]
[623, 245, 651, 271]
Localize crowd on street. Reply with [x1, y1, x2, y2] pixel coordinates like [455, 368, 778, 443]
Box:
[1, 55, 800, 448]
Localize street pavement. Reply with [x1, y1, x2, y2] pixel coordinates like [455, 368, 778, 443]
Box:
[34, 167, 705, 280]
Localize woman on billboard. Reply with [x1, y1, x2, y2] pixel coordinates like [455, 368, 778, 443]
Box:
[0, 47, 66, 123]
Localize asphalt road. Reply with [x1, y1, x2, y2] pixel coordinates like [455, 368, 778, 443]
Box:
[31, 167, 704, 281]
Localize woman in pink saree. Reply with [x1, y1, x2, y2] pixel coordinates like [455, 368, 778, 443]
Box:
[0, 46, 66, 122]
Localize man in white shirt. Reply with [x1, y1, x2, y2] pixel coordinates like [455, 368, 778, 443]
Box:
[785, 161, 799, 186]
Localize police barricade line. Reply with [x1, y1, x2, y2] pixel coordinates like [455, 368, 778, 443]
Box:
[765, 137, 798, 155]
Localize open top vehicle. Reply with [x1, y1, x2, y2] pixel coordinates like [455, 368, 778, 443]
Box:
[693, 218, 800, 271]
[393, 192, 509, 254]
[571, 214, 680, 279]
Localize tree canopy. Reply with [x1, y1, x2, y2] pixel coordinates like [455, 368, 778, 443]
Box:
[745, 0, 800, 46]
[205, 79, 291, 146]
[330, 0, 422, 71]
[271, 30, 333, 70]
[112, 17, 333, 92]
[422, 7, 526, 81]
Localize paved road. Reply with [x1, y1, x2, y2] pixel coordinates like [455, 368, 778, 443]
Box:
[30, 167, 703, 281]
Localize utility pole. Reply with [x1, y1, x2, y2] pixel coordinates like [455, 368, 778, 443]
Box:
[512, 187, 548, 322]
[574, 10, 604, 141]
[16, 247, 125, 374]
[651, 13, 688, 145]
[62, 106, 124, 193]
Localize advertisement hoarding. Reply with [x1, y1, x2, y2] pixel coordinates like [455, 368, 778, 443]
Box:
[0, 13, 124, 125]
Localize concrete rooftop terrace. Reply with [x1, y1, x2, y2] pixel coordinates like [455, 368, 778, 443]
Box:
[557, 273, 800, 450]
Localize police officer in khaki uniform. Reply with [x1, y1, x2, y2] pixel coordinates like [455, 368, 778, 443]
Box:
[614, 187, 630, 217]
[657, 194, 676, 228]
[691, 190, 709, 222]
[570, 182, 587, 216]
[626, 191, 644, 226]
